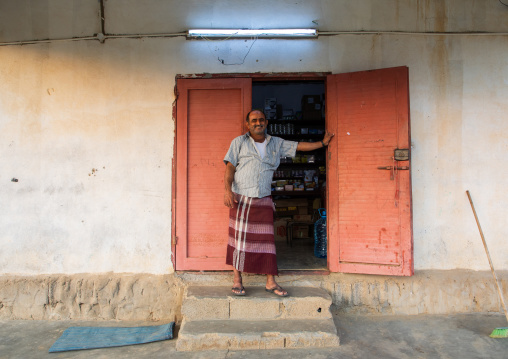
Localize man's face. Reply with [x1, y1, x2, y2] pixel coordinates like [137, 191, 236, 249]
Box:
[246, 111, 267, 136]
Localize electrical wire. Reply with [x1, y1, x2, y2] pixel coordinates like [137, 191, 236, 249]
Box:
[318, 30, 508, 36]
[2, 29, 508, 47]
[200, 35, 258, 65]
[0, 32, 187, 46]
[500, 0, 508, 8]
[218, 38, 257, 66]
[0, 36, 97, 46]
[105, 32, 186, 39]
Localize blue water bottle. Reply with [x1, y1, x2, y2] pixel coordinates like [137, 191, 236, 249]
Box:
[314, 208, 327, 258]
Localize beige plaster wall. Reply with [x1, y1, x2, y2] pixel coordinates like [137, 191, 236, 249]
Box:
[0, 1, 507, 275]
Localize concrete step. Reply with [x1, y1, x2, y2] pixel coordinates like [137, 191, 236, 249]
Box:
[182, 286, 333, 321]
[176, 318, 340, 351]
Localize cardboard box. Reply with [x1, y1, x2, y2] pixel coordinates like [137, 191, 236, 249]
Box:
[274, 218, 289, 241]
[287, 206, 299, 215]
[265, 108, 277, 119]
[297, 206, 309, 215]
[301, 95, 322, 112]
[293, 225, 309, 238]
[276, 207, 299, 216]
[274, 198, 308, 207]
[265, 98, 277, 108]
[293, 214, 312, 222]
[302, 110, 322, 121]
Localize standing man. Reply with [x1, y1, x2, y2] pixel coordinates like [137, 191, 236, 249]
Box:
[224, 109, 334, 297]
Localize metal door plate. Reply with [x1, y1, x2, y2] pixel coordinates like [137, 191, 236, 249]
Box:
[394, 149, 409, 161]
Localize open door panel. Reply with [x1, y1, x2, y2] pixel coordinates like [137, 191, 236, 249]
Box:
[327, 66, 413, 276]
[175, 78, 252, 270]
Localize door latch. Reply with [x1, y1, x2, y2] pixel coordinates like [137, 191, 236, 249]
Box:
[377, 166, 409, 180]
[377, 166, 409, 170]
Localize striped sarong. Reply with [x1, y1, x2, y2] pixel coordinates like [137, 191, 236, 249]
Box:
[226, 193, 278, 275]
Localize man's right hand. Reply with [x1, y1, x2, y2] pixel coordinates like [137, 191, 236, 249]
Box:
[224, 162, 237, 208]
[224, 191, 238, 208]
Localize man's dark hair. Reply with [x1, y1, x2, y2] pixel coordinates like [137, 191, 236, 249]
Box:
[245, 109, 265, 122]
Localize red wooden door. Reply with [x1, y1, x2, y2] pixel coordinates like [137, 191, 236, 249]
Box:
[327, 67, 413, 276]
[175, 78, 252, 270]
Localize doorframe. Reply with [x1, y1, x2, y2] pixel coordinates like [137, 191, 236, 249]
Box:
[175, 72, 330, 81]
[172, 72, 331, 272]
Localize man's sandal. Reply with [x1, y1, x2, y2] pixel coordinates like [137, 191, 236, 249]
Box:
[231, 286, 246, 296]
[265, 285, 289, 297]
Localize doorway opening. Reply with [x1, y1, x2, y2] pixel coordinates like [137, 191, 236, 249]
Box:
[252, 78, 327, 271]
[175, 67, 412, 275]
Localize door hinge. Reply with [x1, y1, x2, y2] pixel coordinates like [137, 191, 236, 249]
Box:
[172, 236, 178, 245]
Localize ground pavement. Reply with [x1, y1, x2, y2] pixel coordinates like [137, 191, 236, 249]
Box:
[1, 312, 507, 358]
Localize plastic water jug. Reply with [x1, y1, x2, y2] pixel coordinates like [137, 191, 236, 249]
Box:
[314, 208, 327, 258]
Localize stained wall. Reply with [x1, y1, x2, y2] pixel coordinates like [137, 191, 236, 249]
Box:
[1, 0, 507, 275]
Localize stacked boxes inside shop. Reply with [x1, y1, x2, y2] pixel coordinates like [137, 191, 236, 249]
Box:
[265, 95, 326, 243]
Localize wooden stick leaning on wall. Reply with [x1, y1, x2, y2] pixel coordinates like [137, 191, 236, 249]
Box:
[466, 190, 508, 324]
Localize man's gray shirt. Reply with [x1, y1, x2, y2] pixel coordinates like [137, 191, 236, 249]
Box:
[224, 132, 298, 198]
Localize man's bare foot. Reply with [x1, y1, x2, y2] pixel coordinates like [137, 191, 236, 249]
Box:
[231, 286, 246, 296]
[265, 284, 288, 297]
[265, 275, 288, 297]
[232, 269, 245, 296]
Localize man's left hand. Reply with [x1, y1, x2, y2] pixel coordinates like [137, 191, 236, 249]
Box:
[322, 130, 335, 146]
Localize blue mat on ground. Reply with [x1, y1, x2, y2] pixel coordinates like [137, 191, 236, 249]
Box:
[49, 322, 175, 353]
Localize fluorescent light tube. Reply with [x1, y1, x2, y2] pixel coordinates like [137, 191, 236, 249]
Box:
[187, 29, 318, 38]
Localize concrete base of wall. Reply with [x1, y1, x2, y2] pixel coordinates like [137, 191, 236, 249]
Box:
[330, 270, 508, 315]
[0, 273, 184, 321]
[1, 270, 506, 320]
